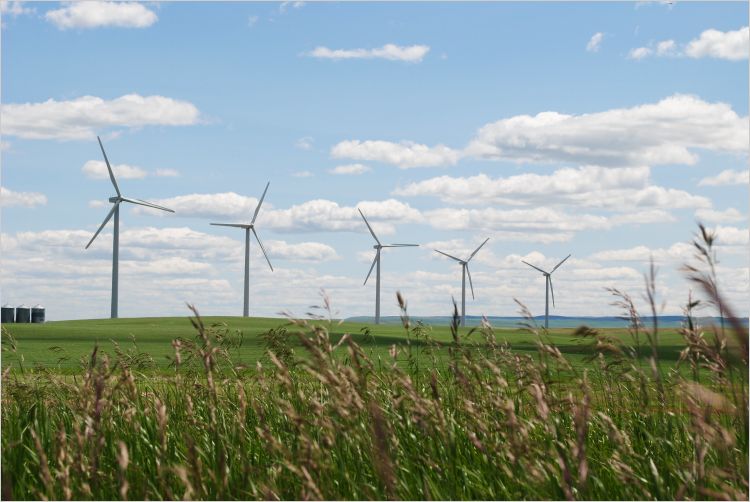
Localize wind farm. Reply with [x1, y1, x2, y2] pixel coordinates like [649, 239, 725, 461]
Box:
[2, 2, 747, 501]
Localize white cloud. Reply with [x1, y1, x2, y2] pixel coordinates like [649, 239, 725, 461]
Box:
[465, 94, 747, 168]
[133, 194, 423, 235]
[586, 32, 604, 52]
[328, 163, 371, 175]
[331, 140, 460, 168]
[292, 170, 314, 178]
[0, 187, 47, 208]
[82, 160, 147, 180]
[0, 0, 34, 17]
[265, 240, 339, 262]
[628, 27, 748, 61]
[1, 94, 201, 141]
[308, 44, 430, 63]
[628, 47, 652, 60]
[590, 242, 694, 262]
[154, 168, 180, 178]
[695, 208, 745, 224]
[295, 136, 314, 150]
[698, 169, 748, 186]
[685, 26, 749, 61]
[45, 1, 158, 30]
[248, 15, 259, 27]
[709, 226, 749, 246]
[394, 166, 711, 210]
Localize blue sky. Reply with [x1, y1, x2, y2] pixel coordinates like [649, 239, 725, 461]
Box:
[1, 1, 748, 320]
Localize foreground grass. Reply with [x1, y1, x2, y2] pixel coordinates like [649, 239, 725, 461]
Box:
[2, 300, 748, 500]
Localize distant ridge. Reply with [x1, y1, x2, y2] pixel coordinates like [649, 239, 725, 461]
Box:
[343, 315, 749, 329]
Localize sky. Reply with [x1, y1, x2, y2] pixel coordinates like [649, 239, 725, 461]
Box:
[1, 0, 748, 321]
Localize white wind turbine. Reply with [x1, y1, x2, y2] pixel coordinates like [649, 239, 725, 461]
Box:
[521, 254, 571, 330]
[434, 238, 489, 327]
[359, 209, 418, 325]
[210, 182, 273, 317]
[85, 136, 175, 319]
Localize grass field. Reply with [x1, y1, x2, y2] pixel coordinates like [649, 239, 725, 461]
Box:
[2, 314, 694, 374]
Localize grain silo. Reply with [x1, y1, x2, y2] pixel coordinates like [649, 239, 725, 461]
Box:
[31, 305, 45, 323]
[1, 305, 14, 324]
[15, 305, 31, 323]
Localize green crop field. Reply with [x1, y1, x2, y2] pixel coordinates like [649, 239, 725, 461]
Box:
[2, 314, 693, 374]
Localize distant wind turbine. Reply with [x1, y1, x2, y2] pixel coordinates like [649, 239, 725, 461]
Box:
[211, 182, 273, 317]
[85, 136, 175, 319]
[434, 237, 489, 327]
[359, 209, 418, 325]
[521, 254, 571, 329]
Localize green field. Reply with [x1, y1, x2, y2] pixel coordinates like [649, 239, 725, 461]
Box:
[2, 315, 693, 373]
[2, 308, 747, 500]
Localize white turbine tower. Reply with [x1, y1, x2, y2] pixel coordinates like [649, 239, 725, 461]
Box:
[85, 136, 175, 319]
[210, 182, 273, 317]
[359, 209, 418, 325]
[521, 254, 571, 330]
[434, 237, 489, 327]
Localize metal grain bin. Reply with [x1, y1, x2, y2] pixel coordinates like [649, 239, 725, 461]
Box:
[15, 305, 31, 323]
[1, 305, 14, 324]
[32, 305, 45, 323]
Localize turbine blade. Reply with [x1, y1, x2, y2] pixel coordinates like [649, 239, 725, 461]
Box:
[210, 223, 249, 228]
[522, 260, 548, 274]
[386, 243, 419, 247]
[434, 249, 463, 262]
[549, 276, 556, 308]
[97, 136, 121, 197]
[85, 203, 118, 249]
[251, 181, 270, 225]
[467, 237, 490, 262]
[252, 227, 273, 272]
[358, 208, 381, 245]
[551, 253, 571, 273]
[363, 254, 377, 285]
[120, 197, 174, 213]
[466, 264, 475, 300]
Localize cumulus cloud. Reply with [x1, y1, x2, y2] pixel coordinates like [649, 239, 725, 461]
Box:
[465, 94, 747, 167]
[685, 26, 749, 61]
[308, 44, 430, 63]
[629, 27, 748, 61]
[292, 170, 314, 178]
[331, 140, 460, 168]
[45, 1, 158, 30]
[589, 242, 694, 262]
[0, 186, 47, 208]
[394, 166, 711, 210]
[698, 169, 749, 186]
[134, 194, 422, 235]
[586, 32, 604, 52]
[328, 163, 371, 175]
[1, 94, 201, 141]
[264, 240, 339, 262]
[82, 160, 147, 180]
[695, 208, 745, 224]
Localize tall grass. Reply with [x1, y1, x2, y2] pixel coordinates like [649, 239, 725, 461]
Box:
[2, 226, 747, 500]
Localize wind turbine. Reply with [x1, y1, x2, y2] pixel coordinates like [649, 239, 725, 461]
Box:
[521, 254, 571, 330]
[434, 238, 489, 327]
[85, 136, 175, 319]
[210, 182, 273, 317]
[359, 209, 418, 325]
